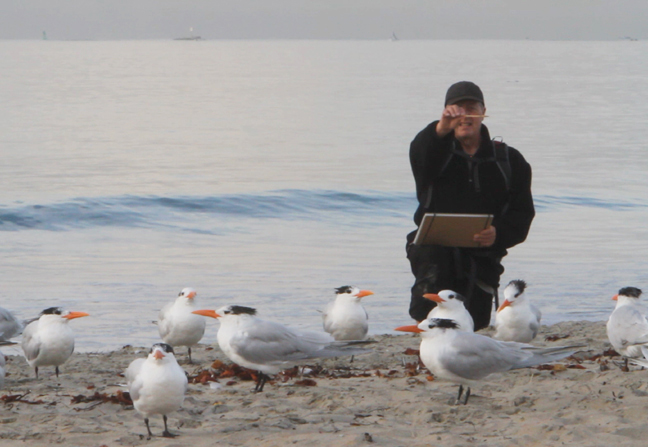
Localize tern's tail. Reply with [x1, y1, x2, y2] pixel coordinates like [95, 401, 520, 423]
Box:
[314, 339, 375, 359]
[629, 345, 648, 368]
[516, 344, 586, 369]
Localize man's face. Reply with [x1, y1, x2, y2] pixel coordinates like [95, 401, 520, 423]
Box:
[452, 99, 485, 140]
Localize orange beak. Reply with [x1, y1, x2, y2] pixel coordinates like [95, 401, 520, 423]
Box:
[153, 349, 165, 360]
[192, 309, 221, 319]
[64, 311, 90, 320]
[355, 290, 374, 299]
[186, 291, 197, 299]
[497, 300, 512, 312]
[394, 324, 423, 333]
[423, 293, 444, 303]
[612, 294, 618, 301]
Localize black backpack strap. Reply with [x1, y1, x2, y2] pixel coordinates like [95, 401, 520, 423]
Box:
[492, 140, 511, 192]
[492, 139, 512, 216]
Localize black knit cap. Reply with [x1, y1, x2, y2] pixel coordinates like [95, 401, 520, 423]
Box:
[445, 81, 484, 106]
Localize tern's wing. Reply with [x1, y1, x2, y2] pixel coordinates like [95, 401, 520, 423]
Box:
[321, 301, 335, 334]
[20, 321, 41, 362]
[230, 320, 317, 364]
[157, 303, 173, 338]
[125, 358, 146, 400]
[529, 304, 542, 338]
[440, 333, 532, 380]
[0, 307, 22, 341]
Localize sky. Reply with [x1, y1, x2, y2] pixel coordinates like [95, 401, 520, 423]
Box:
[1, 0, 646, 41]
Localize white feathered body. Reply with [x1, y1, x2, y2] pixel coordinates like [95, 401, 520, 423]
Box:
[21, 317, 75, 368]
[126, 355, 187, 418]
[606, 296, 648, 358]
[158, 298, 206, 348]
[322, 297, 368, 341]
[418, 322, 579, 386]
[494, 301, 542, 343]
[216, 311, 364, 375]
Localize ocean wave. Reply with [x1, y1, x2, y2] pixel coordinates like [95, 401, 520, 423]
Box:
[1, 191, 642, 232]
[0, 190, 416, 232]
[534, 195, 644, 211]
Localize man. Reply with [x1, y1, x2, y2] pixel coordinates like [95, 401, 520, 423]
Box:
[406, 81, 535, 330]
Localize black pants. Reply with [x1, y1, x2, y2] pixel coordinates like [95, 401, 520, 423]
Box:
[406, 233, 502, 331]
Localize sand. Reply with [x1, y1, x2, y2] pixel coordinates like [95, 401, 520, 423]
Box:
[2, 320, 647, 447]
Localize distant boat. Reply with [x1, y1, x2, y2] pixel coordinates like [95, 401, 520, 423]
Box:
[391, 32, 399, 41]
[174, 27, 201, 41]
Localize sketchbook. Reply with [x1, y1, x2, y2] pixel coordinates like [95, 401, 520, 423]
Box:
[413, 213, 494, 247]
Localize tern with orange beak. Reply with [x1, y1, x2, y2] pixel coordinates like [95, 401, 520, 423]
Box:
[606, 286, 648, 367]
[424, 290, 474, 332]
[395, 317, 583, 404]
[322, 286, 374, 341]
[126, 343, 188, 439]
[494, 280, 541, 343]
[21, 307, 90, 378]
[193, 305, 372, 392]
[157, 287, 206, 363]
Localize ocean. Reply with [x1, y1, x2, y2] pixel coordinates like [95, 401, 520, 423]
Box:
[1, 39, 647, 352]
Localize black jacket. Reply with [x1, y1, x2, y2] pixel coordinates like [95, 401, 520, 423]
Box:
[410, 121, 535, 257]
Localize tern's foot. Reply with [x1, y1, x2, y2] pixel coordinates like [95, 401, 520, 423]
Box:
[162, 430, 178, 438]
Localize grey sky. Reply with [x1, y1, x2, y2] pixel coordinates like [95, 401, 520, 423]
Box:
[2, 0, 646, 41]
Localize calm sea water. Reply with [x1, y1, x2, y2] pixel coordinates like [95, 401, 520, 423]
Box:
[1, 40, 647, 352]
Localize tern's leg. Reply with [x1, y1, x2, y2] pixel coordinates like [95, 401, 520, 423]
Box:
[34, 366, 39, 379]
[162, 415, 177, 438]
[55, 366, 60, 378]
[144, 418, 154, 439]
[188, 347, 193, 364]
[462, 387, 471, 405]
[456, 385, 464, 404]
[254, 372, 268, 392]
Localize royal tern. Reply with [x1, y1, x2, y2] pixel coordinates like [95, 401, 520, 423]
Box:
[21, 307, 89, 378]
[193, 305, 372, 392]
[606, 286, 648, 366]
[424, 290, 474, 332]
[322, 286, 373, 341]
[494, 280, 542, 343]
[157, 287, 206, 363]
[395, 318, 582, 404]
[126, 343, 188, 439]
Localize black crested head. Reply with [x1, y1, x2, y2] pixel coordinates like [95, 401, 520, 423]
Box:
[151, 343, 174, 354]
[40, 307, 63, 316]
[335, 286, 354, 295]
[447, 291, 467, 303]
[228, 305, 257, 316]
[427, 318, 459, 330]
[618, 287, 642, 298]
[508, 279, 527, 297]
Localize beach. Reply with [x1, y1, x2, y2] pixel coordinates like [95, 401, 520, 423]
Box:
[2, 320, 647, 446]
